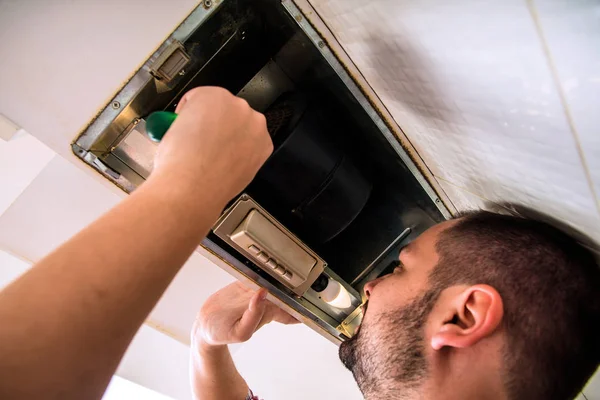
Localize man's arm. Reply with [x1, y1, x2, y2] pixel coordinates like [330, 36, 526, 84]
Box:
[190, 283, 298, 400]
[0, 87, 273, 400]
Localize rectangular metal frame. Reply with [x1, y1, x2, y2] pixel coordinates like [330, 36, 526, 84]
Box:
[70, 0, 452, 343]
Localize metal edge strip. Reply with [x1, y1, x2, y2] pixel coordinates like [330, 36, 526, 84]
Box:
[73, 1, 224, 151]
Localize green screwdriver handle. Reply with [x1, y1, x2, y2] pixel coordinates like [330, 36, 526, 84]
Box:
[146, 111, 178, 142]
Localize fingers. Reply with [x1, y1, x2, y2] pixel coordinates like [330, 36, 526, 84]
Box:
[249, 288, 268, 312]
[233, 289, 268, 342]
[174, 86, 233, 114]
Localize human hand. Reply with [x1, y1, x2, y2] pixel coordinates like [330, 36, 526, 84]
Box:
[192, 282, 298, 348]
[151, 87, 273, 205]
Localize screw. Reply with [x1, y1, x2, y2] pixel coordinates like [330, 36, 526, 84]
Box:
[203, 0, 213, 7]
[111, 101, 121, 109]
[435, 198, 441, 203]
[318, 41, 325, 48]
[179, 69, 186, 76]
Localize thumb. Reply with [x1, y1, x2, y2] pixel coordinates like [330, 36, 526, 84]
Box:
[234, 289, 268, 342]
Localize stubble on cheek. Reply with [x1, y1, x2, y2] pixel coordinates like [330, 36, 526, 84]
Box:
[338, 289, 441, 398]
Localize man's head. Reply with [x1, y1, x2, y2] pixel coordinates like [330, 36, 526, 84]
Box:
[339, 210, 600, 400]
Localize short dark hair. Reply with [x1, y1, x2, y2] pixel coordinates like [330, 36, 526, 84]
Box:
[431, 210, 600, 400]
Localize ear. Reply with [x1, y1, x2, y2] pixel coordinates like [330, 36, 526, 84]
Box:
[431, 284, 503, 351]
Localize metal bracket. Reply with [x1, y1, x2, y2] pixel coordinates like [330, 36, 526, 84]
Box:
[336, 303, 364, 338]
[149, 41, 191, 82]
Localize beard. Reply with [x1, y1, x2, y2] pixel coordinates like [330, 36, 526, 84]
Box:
[339, 289, 440, 399]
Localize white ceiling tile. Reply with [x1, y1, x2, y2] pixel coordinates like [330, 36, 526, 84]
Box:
[533, 0, 600, 209]
[0, 0, 197, 158]
[117, 325, 192, 400]
[0, 156, 124, 262]
[148, 251, 236, 344]
[233, 322, 362, 400]
[0, 130, 55, 215]
[0, 114, 19, 141]
[0, 250, 31, 289]
[102, 376, 175, 400]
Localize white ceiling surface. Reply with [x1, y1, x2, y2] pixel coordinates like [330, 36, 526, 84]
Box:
[0, 130, 55, 215]
[233, 322, 362, 400]
[0, 0, 197, 163]
[0, 156, 124, 261]
[117, 324, 192, 400]
[534, 0, 600, 202]
[309, 0, 600, 244]
[0, 114, 20, 141]
[103, 375, 176, 400]
[0, 250, 30, 290]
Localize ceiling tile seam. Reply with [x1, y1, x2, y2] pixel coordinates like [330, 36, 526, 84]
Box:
[0, 247, 35, 266]
[0, 152, 56, 217]
[305, 0, 456, 216]
[0, 153, 57, 220]
[526, 0, 600, 218]
[144, 318, 190, 347]
[433, 177, 462, 216]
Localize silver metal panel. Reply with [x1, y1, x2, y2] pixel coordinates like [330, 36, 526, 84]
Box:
[111, 119, 158, 180]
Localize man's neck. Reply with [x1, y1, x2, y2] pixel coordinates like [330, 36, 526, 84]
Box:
[423, 347, 508, 400]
